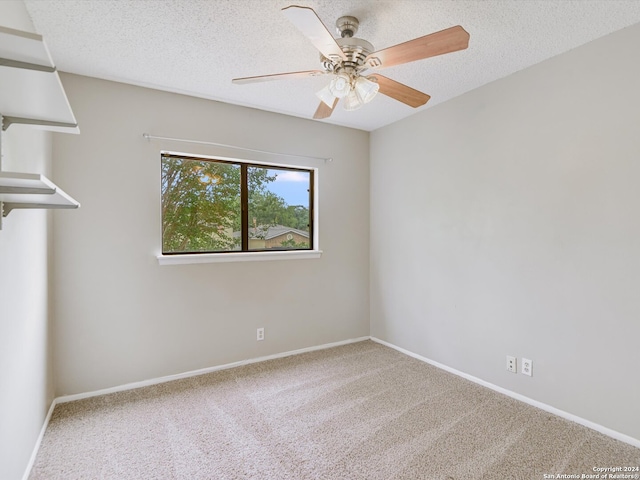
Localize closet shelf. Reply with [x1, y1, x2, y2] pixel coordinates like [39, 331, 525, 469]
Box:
[0, 25, 79, 133]
[0, 172, 80, 217]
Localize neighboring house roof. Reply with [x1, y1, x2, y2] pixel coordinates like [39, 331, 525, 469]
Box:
[261, 225, 309, 240]
[233, 225, 309, 240]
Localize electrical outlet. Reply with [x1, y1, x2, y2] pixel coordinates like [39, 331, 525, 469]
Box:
[256, 327, 264, 341]
[522, 358, 533, 376]
[506, 355, 517, 373]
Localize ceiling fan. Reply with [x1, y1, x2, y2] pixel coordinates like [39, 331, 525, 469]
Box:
[232, 5, 470, 119]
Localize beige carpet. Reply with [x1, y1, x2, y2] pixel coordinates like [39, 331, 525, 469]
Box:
[30, 341, 639, 479]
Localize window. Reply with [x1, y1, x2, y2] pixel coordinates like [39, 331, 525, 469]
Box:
[161, 153, 314, 255]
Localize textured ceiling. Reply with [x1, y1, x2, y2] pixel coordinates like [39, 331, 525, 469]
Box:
[23, 0, 640, 131]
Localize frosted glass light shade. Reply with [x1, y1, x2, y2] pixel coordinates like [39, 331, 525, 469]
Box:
[343, 89, 363, 111]
[316, 85, 336, 107]
[328, 72, 351, 98]
[354, 76, 379, 104]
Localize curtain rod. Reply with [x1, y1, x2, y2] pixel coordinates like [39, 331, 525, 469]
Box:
[142, 133, 332, 163]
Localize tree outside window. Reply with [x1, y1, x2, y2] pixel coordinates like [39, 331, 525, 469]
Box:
[161, 154, 313, 254]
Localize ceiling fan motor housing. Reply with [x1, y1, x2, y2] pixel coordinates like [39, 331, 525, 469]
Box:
[320, 16, 374, 73]
[321, 38, 374, 73]
[336, 37, 374, 70]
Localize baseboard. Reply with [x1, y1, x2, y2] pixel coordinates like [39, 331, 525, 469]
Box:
[28, 334, 635, 480]
[20, 336, 370, 479]
[56, 336, 371, 404]
[371, 336, 640, 449]
[21, 398, 57, 480]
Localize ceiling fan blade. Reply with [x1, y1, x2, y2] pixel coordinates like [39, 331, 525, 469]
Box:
[365, 25, 469, 70]
[232, 70, 326, 84]
[282, 6, 347, 61]
[313, 97, 339, 119]
[368, 74, 430, 108]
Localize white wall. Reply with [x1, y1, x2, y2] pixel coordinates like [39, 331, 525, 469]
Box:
[371, 23, 640, 440]
[52, 74, 370, 395]
[0, 3, 55, 479]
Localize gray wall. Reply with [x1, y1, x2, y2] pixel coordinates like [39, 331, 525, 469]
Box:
[0, 3, 56, 478]
[52, 74, 370, 395]
[3, 8, 639, 478]
[370, 23, 640, 440]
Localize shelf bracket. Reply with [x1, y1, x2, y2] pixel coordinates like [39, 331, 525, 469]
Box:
[3, 202, 19, 216]
[2, 116, 78, 131]
[0, 57, 56, 73]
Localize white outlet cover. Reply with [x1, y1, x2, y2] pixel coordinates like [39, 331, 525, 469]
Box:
[522, 358, 533, 376]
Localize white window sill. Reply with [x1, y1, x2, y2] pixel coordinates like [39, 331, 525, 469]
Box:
[157, 250, 323, 265]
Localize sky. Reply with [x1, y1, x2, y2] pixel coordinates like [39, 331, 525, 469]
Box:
[267, 169, 310, 207]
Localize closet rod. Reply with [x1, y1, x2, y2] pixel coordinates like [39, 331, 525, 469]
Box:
[142, 133, 332, 163]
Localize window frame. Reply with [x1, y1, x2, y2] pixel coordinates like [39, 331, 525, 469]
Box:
[158, 150, 321, 265]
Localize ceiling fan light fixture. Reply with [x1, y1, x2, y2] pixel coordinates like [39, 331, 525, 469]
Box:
[354, 76, 379, 104]
[328, 72, 352, 98]
[234, 7, 469, 121]
[316, 85, 337, 107]
[343, 89, 363, 111]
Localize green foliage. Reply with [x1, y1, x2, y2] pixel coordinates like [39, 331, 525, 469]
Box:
[248, 168, 309, 232]
[162, 157, 240, 252]
[248, 194, 310, 232]
[162, 157, 310, 253]
[280, 238, 310, 249]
